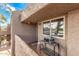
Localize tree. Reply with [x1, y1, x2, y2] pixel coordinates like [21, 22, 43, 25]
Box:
[0, 14, 6, 47]
[0, 14, 6, 31]
[0, 14, 6, 23]
[0, 3, 12, 47]
[3, 3, 12, 14]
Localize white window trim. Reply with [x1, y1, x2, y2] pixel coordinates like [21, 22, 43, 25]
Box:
[42, 16, 65, 40]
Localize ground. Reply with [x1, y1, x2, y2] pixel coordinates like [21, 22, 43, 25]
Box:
[0, 46, 11, 56]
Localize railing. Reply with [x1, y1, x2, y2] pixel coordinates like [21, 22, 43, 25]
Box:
[15, 34, 39, 56]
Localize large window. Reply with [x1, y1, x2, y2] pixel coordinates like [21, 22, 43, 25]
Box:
[43, 18, 64, 38]
[51, 18, 64, 37]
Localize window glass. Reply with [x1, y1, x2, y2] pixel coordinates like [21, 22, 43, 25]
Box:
[43, 18, 64, 39]
[43, 21, 50, 35]
[51, 18, 64, 37]
[51, 21, 58, 36]
[57, 20, 64, 37]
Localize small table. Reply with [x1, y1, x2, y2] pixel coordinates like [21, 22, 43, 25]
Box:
[37, 40, 60, 56]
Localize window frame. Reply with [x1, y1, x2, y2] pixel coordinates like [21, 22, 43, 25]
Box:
[42, 16, 65, 40]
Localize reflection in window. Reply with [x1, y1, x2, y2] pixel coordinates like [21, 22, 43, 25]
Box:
[51, 21, 58, 36]
[43, 21, 50, 35]
[57, 20, 64, 37]
[51, 18, 64, 37]
[43, 18, 64, 38]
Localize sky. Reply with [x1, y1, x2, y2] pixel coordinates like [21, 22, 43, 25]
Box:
[8, 3, 28, 11]
[0, 3, 28, 24]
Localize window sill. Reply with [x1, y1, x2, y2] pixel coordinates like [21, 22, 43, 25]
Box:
[52, 36, 64, 40]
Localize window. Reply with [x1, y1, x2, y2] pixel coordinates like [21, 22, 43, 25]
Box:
[51, 18, 64, 37]
[43, 17, 64, 40]
[43, 21, 50, 35]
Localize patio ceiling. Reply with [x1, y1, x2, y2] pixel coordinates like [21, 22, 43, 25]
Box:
[21, 3, 79, 24]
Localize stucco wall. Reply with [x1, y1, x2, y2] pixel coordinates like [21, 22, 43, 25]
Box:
[38, 23, 44, 42]
[11, 11, 37, 56]
[21, 3, 48, 22]
[67, 9, 79, 56]
[15, 35, 38, 56]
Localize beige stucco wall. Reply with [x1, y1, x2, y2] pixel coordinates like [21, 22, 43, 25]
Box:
[15, 35, 38, 56]
[21, 3, 48, 22]
[11, 11, 37, 56]
[38, 22, 44, 42]
[67, 9, 79, 56]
